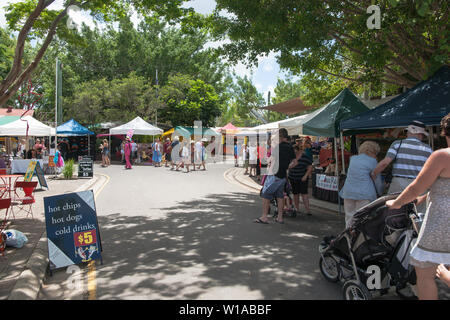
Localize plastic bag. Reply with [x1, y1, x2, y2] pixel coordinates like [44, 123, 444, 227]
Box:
[3, 229, 28, 248]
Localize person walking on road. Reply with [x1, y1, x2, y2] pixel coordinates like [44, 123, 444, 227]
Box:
[243, 143, 249, 175]
[100, 139, 110, 167]
[176, 141, 190, 173]
[164, 138, 171, 167]
[255, 128, 297, 224]
[152, 138, 162, 167]
[386, 114, 450, 300]
[124, 137, 133, 169]
[248, 141, 258, 177]
[288, 144, 314, 217]
[170, 136, 180, 170]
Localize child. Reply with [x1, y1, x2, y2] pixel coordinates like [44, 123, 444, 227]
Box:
[54, 145, 64, 175]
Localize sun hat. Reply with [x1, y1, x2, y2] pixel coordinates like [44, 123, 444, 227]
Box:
[406, 120, 429, 136]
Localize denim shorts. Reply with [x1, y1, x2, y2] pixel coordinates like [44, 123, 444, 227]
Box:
[261, 175, 286, 200]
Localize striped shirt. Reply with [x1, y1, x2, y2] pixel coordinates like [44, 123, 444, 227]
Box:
[386, 137, 432, 179]
[288, 153, 313, 180]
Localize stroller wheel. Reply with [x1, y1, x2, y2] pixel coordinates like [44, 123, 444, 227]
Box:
[319, 255, 340, 283]
[342, 280, 372, 300]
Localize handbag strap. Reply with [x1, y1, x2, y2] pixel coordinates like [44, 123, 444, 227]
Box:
[392, 139, 403, 164]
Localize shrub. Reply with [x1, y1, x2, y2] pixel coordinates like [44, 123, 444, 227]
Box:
[62, 159, 75, 179]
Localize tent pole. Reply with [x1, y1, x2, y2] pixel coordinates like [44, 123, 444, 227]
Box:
[428, 126, 434, 150]
[333, 138, 338, 177]
[340, 131, 346, 175]
[334, 138, 342, 215]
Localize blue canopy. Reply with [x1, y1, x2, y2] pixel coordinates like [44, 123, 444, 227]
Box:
[341, 66, 450, 131]
[57, 119, 94, 136]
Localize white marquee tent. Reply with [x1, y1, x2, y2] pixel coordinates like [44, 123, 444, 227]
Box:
[278, 106, 325, 135]
[109, 116, 163, 136]
[0, 115, 56, 136]
[248, 107, 325, 135]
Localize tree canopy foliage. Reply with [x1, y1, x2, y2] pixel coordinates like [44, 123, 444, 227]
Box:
[212, 0, 449, 100]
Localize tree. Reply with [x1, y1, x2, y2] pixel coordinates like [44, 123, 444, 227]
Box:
[159, 74, 221, 127]
[0, 0, 196, 107]
[217, 75, 265, 127]
[212, 0, 449, 91]
[0, 28, 15, 81]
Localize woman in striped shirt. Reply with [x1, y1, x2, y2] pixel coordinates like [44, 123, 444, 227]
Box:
[288, 144, 313, 215]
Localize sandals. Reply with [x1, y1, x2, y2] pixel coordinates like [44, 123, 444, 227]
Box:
[274, 218, 284, 224]
[253, 218, 269, 224]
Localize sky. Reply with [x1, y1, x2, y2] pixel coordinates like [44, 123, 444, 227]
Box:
[1, 0, 293, 104]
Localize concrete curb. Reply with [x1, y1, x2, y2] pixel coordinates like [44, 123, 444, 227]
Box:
[7, 174, 101, 300]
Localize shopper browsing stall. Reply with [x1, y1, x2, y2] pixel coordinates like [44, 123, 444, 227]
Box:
[340, 141, 384, 228]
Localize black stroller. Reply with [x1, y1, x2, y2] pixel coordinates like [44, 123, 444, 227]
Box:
[319, 194, 421, 300]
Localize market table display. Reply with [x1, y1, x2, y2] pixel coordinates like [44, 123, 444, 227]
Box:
[311, 169, 346, 204]
[11, 159, 46, 174]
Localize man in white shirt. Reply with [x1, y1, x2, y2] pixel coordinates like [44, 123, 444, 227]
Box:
[131, 141, 138, 163]
[248, 142, 258, 177]
[195, 140, 202, 167]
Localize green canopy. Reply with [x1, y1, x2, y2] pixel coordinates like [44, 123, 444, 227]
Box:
[0, 116, 21, 126]
[302, 88, 370, 137]
[174, 126, 220, 137]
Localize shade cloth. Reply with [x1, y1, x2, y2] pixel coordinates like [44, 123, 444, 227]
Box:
[109, 116, 163, 135]
[341, 66, 450, 131]
[57, 119, 94, 136]
[0, 115, 56, 136]
[261, 97, 315, 115]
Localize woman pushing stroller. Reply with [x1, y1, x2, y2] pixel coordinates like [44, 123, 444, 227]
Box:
[386, 114, 450, 300]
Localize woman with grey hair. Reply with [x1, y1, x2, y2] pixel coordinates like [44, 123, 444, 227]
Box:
[339, 141, 384, 228]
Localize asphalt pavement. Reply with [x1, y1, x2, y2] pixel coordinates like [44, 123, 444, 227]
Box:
[34, 162, 450, 300]
[39, 161, 347, 299]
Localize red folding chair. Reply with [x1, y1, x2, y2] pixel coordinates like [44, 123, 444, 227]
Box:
[11, 181, 38, 219]
[0, 198, 12, 256]
[0, 169, 8, 198]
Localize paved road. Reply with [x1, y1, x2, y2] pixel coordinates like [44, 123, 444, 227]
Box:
[40, 162, 345, 299]
[40, 162, 448, 300]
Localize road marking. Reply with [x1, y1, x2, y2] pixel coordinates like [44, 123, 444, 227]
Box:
[86, 172, 110, 300]
[223, 168, 259, 193]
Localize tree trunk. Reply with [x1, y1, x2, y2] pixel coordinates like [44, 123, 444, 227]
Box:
[0, 0, 73, 107]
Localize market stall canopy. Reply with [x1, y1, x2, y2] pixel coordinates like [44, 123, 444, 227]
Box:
[164, 126, 220, 138]
[0, 115, 55, 136]
[341, 66, 450, 131]
[220, 123, 238, 131]
[57, 119, 94, 136]
[249, 119, 285, 132]
[261, 97, 316, 115]
[278, 107, 326, 136]
[302, 88, 370, 137]
[0, 108, 34, 117]
[0, 116, 20, 126]
[109, 116, 163, 135]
